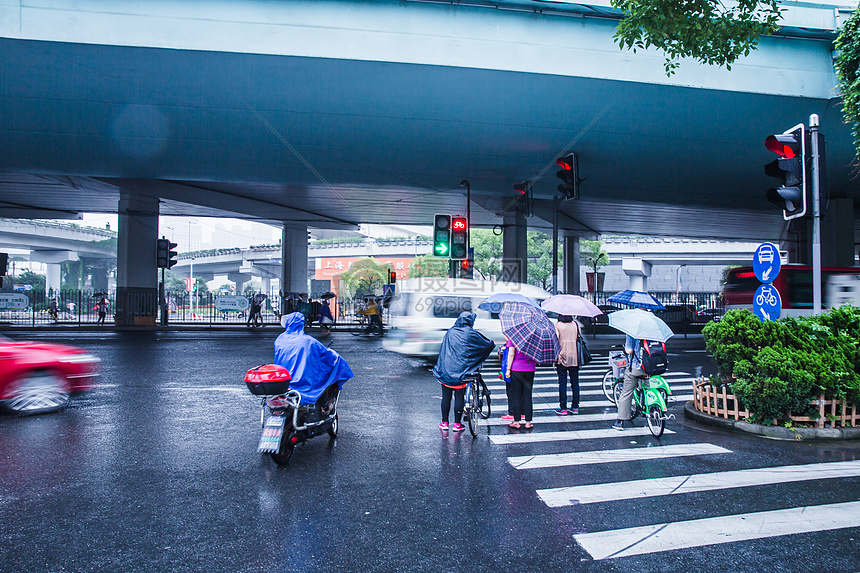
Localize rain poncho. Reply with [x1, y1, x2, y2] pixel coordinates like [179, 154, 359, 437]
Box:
[433, 312, 496, 388]
[274, 312, 354, 404]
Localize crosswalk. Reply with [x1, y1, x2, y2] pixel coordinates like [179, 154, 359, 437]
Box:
[478, 354, 860, 562]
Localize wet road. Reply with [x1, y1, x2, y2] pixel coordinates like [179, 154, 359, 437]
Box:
[1, 330, 859, 572]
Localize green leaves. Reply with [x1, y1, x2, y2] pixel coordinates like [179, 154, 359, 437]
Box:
[704, 307, 860, 423]
[835, 9, 860, 160]
[611, 0, 782, 75]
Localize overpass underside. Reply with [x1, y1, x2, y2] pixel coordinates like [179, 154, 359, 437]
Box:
[0, 0, 856, 322]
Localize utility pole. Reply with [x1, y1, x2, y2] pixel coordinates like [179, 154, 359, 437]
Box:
[810, 114, 822, 314]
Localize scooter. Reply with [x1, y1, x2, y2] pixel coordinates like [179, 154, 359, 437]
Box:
[245, 364, 339, 465]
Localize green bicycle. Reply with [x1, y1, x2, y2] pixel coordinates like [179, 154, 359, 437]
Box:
[612, 369, 674, 437]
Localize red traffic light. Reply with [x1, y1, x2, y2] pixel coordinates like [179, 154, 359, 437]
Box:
[556, 155, 573, 171]
[461, 258, 471, 270]
[452, 218, 467, 231]
[765, 134, 799, 158]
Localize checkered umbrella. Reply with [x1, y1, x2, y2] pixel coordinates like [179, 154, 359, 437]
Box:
[607, 290, 667, 311]
[500, 301, 560, 364]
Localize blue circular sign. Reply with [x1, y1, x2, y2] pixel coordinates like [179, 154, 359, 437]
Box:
[753, 242, 781, 284]
[753, 283, 782, 322]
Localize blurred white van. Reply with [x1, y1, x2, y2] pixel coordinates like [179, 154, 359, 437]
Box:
[382, 277, 551, 358]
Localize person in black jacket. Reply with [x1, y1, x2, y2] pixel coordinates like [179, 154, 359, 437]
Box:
[432, 312, 495, 432]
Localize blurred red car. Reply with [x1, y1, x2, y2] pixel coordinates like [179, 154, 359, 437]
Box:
[0, 335, 100, 414]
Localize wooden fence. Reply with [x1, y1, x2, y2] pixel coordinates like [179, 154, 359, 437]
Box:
[692, 378, 859, 428]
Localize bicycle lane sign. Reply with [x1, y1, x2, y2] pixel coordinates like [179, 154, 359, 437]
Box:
[753, 283, 782, 321]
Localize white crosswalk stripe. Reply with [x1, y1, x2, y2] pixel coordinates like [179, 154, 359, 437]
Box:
[574, 501, 860, 560]
[536, 460, 860, 507]
[507, 443, 731, 470]
[490, 426, 675, 444]
[481, 413, 616, 426]
[489, 396, 693, 409]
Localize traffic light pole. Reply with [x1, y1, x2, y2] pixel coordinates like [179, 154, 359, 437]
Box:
[810, 114, 823, 314]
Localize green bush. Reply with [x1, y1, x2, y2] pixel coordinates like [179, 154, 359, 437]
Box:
[703, 307, 860, 424]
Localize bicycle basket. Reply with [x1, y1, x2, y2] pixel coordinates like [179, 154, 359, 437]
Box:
[609, 351, 628, 379]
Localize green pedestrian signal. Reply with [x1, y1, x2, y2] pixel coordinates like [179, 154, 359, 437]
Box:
[433, 214, 451, 257]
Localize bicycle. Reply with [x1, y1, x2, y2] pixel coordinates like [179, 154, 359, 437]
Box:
[601, 345, 628, 403]
[463, 372, 491, 437]
[611, 367, 674, 437]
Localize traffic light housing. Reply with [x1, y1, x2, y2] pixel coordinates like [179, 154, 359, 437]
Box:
[156, 238, 179, 268]
[450, 217, 468, 260]
[433, 214, 451, 257]
[556, 154, 578, 199]
[460, 257, 473, 279]
[388, 269, 396, 283]
[765, 125, 806, 220]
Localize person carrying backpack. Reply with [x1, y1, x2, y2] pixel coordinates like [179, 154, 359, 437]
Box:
[613, 334, 646, 431]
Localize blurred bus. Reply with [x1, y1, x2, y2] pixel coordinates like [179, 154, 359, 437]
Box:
[382, 278, 551, 358]
[723, 264, 860, 318]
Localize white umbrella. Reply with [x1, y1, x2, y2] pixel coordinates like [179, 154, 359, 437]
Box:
[608, 309, 674, 342]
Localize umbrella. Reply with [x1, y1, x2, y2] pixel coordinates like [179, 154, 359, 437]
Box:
[253, 293, 268, 303]
[499, 301, 560, 364]
[540, 294, 603, 317]
[608, 309, 674, 342]
[477, 292, 540, 312]
[607, 290, 667, 311]
[320, 292, 336, 300]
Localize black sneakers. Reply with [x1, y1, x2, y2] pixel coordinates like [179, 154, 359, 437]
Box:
[612, 420, 624, 431]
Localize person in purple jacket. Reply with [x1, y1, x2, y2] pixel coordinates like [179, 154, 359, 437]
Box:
[504, 338, 536, 429]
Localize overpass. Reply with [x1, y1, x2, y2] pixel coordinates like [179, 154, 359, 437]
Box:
[171, 236, 762, 293]
[0, 0, 856, 322]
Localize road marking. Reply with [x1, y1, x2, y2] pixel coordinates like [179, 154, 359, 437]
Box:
[490, 427, 674, 444]
[482, 413, 617, 426]
[537, 460, 860, 507]
[508, 443, 730, 470]
[488, 396, 693, 409]
[574, 500, 860, 560]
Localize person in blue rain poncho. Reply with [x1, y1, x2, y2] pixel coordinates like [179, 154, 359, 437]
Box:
[432, 312, 495, 432]
[274, 312, 354, 405]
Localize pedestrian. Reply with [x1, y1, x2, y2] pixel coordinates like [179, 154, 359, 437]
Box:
[96, 297, 108, 325]
[433, 312, 495, 432]
[613, 334, 646, 431]
[246, 295, 255, 327]
[359, 297, 384, 336]
[499, 342, 516, 421]
[318, 298, 334, 335]
[49, 298, 58, 322]
[505, 337, 536, 429]
[554, 314, 581, 415]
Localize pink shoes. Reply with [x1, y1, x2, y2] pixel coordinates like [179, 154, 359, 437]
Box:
[439, 421, 449, 430]
[501, 414, 514, 420]
[452, 423, 465, 432]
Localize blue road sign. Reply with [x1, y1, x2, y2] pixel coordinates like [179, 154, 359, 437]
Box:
[382, 284, 394, 297]
[753, 283, 782, 322]
[753, 242, 781, 284]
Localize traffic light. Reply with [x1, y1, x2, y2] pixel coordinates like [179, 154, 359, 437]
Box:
[765, 125, 806, 220]
[388, 269, 396, 283]
[460, 257, 473, 279]
[156, 238, 179, 268]
[433, 214, 451, 257]
[556, 154, 578, 199]
[450, 217, 468, 260]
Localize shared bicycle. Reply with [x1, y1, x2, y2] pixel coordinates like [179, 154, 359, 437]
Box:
[601, 345, 674, 437]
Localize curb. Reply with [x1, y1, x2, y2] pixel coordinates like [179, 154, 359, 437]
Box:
[684, 401, 860, 440]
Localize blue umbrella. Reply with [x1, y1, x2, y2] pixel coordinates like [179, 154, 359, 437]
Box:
[478, 292, 540, 312]
[607, 290, 667, 311]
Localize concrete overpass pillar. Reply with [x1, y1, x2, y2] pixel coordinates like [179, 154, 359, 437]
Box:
[115, 192, 159, 326]
[228, 273, 252, 296]
[622, 257, 652, 291]
[261, 277, 271, 296]
[46, 264, 61, 294]
[502, 211, 527, 283]
[280, 223, 308, 310]
[562, 235, 581, 294]
[30, 250, 78, 294]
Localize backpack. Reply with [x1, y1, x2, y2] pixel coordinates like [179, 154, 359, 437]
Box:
[640, 340, 668, 376]
[498, 346, 513, 384]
